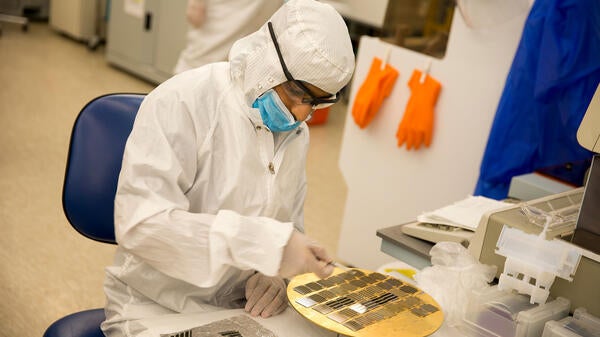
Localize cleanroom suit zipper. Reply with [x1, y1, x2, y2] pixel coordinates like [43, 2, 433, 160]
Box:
[254, 125, 301, 213]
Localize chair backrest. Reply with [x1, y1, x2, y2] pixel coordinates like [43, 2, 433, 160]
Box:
[62, 93, 144, 244]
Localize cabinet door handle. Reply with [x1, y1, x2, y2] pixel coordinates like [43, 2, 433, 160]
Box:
[144, 12, 152, 31]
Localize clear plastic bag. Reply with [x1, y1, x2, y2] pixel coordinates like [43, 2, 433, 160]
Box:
[519, 204, 578, 237]
[414, 242, 497, 327]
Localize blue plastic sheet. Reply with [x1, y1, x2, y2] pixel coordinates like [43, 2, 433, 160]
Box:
[475, 0, 600, 199]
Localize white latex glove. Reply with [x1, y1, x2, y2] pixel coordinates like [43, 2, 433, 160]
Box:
[244, 272, 288, 318]
[279, 231, 334, 279]
[186, 0, 206, 28]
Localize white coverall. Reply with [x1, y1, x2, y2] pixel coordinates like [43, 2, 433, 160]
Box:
[101, 0, 355, 336]
[173, 0, 283, 74]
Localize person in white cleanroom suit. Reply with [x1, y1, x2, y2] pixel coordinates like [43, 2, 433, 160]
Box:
[173, 0, 283, 74]
[101, 0, 355, 336]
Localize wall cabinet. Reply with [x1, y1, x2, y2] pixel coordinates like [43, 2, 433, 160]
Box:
[106, 0, 187, 84]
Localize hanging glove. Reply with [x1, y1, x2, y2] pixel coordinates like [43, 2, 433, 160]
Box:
[352, 57, 399, 128]
[396, 69, 442, 150]
[244, 272, 288, 318]
[278, 231, 334, 279]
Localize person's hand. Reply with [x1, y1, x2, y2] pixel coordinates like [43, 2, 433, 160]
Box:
[279, 231, 334, 279]
[244, 272, 288, 318]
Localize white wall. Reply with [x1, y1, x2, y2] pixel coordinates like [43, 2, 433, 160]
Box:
[319, 0, 389, 28]
[337, 9, 529, 269]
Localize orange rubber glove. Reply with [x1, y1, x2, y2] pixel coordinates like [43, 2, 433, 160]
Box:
[352, 57, 399, 129]
[396, 70, 441, 150]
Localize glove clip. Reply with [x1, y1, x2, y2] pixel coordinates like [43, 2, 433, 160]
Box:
[420, 57, 433, 84]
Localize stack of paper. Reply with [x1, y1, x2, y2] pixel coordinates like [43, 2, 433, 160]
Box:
[417, 195, 512, 231]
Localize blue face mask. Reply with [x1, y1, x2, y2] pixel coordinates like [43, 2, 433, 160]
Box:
[252, 89, 301, 132]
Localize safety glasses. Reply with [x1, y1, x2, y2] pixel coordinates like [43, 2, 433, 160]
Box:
[267, 22, 340, 110]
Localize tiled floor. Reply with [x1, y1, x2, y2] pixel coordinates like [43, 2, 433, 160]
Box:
[0, 22, 347, 336]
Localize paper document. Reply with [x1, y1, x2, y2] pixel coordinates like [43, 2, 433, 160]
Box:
[417, 195, 511, 231]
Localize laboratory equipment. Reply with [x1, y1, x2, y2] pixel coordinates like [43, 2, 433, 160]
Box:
[542, 308, 600, 337]
[495, 225, 582, 304]
[49, 0, 104, 49]
[508, 172, 575, 201]
[576, 85, 600, 153]
[468, 84, 600, 315]
[288, 268, 443, 337]
[461, 286, 570, 337]
[163, 315, 276, 337]
[105, 0, 188, 84]
[0, 0, 29, 36]
[468, 187, 600, 316]
[401, 221, 474, 244]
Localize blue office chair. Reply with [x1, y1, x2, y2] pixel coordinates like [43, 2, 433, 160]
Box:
[44, 93, 145, 337]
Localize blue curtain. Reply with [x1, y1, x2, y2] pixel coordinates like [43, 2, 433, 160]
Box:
[474, 0, 600, 199]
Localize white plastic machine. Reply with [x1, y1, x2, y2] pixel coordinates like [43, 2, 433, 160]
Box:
[469, 84, 600, 317]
